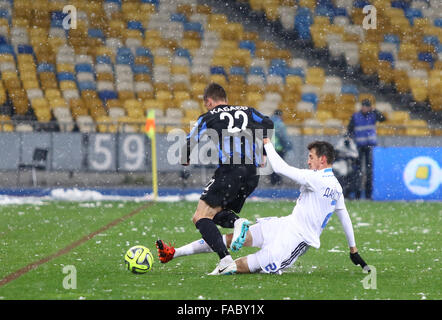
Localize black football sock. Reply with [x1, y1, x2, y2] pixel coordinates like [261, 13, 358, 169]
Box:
[195, 218, 230, 260]
[213, 210, 240, 228]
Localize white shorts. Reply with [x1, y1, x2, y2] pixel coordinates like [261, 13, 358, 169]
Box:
[246, 217, 309, 274]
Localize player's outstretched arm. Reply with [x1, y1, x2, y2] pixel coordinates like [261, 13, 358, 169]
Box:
[263, 139, 309, 186]
[335, 198, 371, 273]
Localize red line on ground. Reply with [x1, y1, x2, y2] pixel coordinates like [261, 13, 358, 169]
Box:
[0, 201, 155, 287]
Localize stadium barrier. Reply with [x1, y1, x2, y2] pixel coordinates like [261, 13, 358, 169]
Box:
[0, 132, 440, 173]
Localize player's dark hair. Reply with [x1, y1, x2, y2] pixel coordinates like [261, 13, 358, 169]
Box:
[307, 141, 335, 164]
[203, 83, 227, 102]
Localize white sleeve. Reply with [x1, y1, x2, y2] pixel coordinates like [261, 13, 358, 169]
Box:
[335, 195, 356, 248]
[264, 142, 312, 188]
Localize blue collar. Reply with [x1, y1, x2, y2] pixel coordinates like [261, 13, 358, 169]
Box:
[324, 168, 333, 173]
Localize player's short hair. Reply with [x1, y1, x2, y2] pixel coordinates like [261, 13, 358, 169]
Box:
[307, 141, 335, 164]
[203, 83, 227, 102]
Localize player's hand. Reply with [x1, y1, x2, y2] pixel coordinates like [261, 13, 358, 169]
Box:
[263, 138, 270, 145]
[260, 155, 267, 168]
[350, 252, 371, 273]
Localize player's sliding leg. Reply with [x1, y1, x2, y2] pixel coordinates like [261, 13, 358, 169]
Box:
[156, 235, 228, 263]
[156, 229, 257, 267]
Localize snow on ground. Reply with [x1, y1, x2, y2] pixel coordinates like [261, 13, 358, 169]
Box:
[0, 188, 272, 205]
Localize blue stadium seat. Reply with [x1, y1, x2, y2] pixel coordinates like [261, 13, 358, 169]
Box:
[230, 66, 247, 77]
[434, 18, 442, 27]
[17, 44, 34, 54]
[96, 55, 112, 65]
[295, 8, 313, 40]
[239, 40, 256, 56]
[353, 0, 371, 8]
[269, 65, 287, 78]
[315, 5, 335, 21]
[98, 90, 118, 101]
[175, 48, 192, 65]
[37, 63, 55, 73]
[341, 84, 359, 96]
[301, 92, 318, 107]
[127, 21, 145, 33]
[132, 64, 150, 74]
[423, 35, 439, 47]
[333, 7, 348, 17]
[170, 13, 187, 23]
[116, 47, 134, 65]
[384, 34, 400, 46]
[141, 0, 159, 5]
[57, 72, 76, 82]
[270, 59, 286, 68]
[0, 9, 11, 22]
[0, 44, 14, 55]
[183, 22, 203, 35]
[378, 51, 395, 66]
[210, 66, 227, 76]
[78, 81, 96, 92]
[0, 35, 8, 45]
[249, 66, 266, 78]
[418, 52, 434, 67]
[286, 67, 305, 79]
[75, 63, 94, 74]
[390, 0, 409, 10]
[88, 29, 105, 40]
[50, 11, 68, 28]
[405, 8, 422, 26]
[135, 47, 153, 59]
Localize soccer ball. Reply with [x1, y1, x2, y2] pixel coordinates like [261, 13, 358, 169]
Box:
[124, 245, 154, 274]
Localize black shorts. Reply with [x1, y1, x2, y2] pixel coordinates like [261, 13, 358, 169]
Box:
[200, 165, 259, 213]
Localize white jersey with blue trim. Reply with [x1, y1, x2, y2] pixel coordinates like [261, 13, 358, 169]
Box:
[264, 143, 356, 249]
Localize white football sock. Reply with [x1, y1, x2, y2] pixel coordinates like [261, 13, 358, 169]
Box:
[174, 235, 227, 258]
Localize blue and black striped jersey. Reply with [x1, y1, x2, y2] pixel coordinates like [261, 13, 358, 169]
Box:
[184, 105, 274, 167]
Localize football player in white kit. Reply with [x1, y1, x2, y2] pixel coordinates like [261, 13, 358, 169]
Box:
[156, 139, 370, 275]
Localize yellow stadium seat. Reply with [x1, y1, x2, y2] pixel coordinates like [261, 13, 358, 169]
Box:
[399, 43, 417, 61]
[143, 99, 166, 112]
[245, 92, 263, 108]
[49, 97, 68, 109]
[96, 116, 118, 133]
[377, 122, 397, 136]
[31, 97, 49, 109]
[315, 110, 333, 122]
[299, 0, 316, 9]
[306, 67, 325, 87]
[388, 111, 410, 124]
[285, 75, 304, 90]
[393, 70, 410, 93]
[405, 119, 431, 136]
[409, 78, 428, 102]
[0, 114, 13, 131]
[124, 99, 143, 111]
[126, 107, 144, 119]
[34, 107, 52, 122]
[303, 118, 323, 135]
